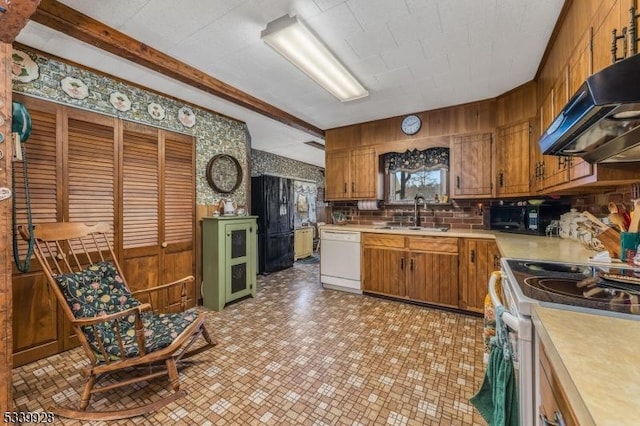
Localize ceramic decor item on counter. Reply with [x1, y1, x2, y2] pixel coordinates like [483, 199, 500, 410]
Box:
[222, 198, 237, 216]
[559, 209, 584, 240]
[629, 200, 640, 233]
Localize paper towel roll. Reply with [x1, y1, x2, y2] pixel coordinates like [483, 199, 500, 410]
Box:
[357, 200, 379, 210]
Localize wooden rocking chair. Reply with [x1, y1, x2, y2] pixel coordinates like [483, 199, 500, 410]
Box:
[19, 222, 215, 421]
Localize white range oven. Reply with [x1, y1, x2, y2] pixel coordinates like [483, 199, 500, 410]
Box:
[493, 257, 640, 426]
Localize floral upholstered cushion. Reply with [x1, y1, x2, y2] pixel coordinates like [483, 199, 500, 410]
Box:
[54, 263, 199, 360]
[82, 308, 201, 360]
[54, 261, 139, 318]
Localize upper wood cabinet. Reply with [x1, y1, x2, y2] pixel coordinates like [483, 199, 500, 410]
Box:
[325, 147, 378, 201]
[451, 133, 493, 198]
[592, 0, 623, 74]
[567, 30, 594, 182]
[325, 150, 350, 200]
[495, 121, 531, 197]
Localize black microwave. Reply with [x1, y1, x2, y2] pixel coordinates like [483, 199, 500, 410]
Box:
[488, 203, 570, 235]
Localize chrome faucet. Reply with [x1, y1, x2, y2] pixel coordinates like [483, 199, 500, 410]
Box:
[413, 194, 426, 228]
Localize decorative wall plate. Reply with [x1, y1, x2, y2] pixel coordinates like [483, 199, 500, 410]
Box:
[109, 91, 132, 112]
[11, 50, 39, 83]
[177, 106, 196, 128]
[60, 76, 89, 100]
[147, 102, 166, 120]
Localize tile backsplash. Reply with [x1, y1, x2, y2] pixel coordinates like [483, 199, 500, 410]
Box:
[327, 184, 640, 230]
[328, 199, 484, 230]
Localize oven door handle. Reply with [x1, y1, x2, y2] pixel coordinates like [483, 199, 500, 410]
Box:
[489, 271, 520, 332]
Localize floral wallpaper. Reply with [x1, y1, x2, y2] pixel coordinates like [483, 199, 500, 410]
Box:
[251, 149, 324, 187]
[11, 47, 250, 205]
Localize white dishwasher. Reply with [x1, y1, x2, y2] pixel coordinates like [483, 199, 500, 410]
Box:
[320, 229, 361, 294]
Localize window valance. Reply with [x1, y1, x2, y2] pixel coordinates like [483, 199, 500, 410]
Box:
[384, 148, 449, 173]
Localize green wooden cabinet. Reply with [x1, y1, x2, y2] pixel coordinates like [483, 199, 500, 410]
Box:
[202, 216, 257, 311]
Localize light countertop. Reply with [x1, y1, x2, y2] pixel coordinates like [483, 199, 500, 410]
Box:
[533, 305, 640, 426]
[321, 224, 598, 264]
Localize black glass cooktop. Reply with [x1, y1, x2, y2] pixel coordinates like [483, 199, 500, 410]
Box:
[505, 259, 640, 316]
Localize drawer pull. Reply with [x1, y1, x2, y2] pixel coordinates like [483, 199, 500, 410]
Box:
[539, 411, 565, 426]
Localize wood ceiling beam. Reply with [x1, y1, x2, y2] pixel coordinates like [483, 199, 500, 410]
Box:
[30, 0, 325, 139]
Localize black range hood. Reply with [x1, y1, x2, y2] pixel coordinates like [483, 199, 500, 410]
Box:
[539, 53, 640, 163]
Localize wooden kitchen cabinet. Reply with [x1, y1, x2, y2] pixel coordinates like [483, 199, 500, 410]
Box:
[362, 233, 405, 297]
[406, 237, 459, 308]
[325, 150, 351, 200]
[451, 133, 493, 198]
[361, 233, 460, 308]
[325, 147, 378, 200]
[567, 30, 594, 183]
[495, 120, 531, 197]
[362, 245, 406, 297]
[459, 238, 501, 313]
[294, 227, 313, 260]
[539, 342, 578, 426]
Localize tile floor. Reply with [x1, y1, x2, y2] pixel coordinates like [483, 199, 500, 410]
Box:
[12, 261, 487, 425]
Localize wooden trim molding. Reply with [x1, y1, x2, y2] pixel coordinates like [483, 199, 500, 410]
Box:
[31, 0, 325, 139]
[0, 0, 41, 43]
[0, 41, 14, 412]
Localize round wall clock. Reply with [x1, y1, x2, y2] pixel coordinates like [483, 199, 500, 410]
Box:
[401, 114, 422, 135]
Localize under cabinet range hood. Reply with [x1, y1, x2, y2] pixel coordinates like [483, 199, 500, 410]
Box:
[539, 53, 640, 163]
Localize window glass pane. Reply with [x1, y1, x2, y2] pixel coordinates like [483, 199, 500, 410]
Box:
[389, 169, 447, 202]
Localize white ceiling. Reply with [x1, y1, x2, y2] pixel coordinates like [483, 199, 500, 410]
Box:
[16, 0, 565, 168]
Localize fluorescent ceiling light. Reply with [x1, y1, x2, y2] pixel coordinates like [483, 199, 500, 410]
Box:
[261, 14, 368, 102]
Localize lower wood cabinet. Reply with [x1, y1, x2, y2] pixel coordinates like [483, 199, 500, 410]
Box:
[459, 238, 501, 313]
[539, 342, 578, 426]
[202, 216, 257, 311]
[361, 233, 459, 308]
[294, 228, 314, 260]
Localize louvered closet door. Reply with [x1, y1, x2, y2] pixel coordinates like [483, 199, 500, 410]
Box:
[66, 109, 117, 248]
[121, 123, 195, 308]
[11, 96, 61, 366]
[161, 131, 196, 310]
[64, 109, 117, 348]
[121, 122, 160, 293]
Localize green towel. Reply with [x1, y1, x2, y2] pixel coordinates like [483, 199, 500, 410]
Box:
[470, 306, 519, 426]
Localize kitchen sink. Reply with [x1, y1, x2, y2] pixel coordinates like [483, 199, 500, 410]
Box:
[375, 225, 449, 232]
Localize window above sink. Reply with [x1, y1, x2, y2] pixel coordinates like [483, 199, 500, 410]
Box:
[382, 148, 450, 205]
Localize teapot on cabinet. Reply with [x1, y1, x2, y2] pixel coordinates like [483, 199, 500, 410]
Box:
[222, 198, 237, 216]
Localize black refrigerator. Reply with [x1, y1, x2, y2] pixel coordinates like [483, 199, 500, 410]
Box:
[251, 175, 295, 274]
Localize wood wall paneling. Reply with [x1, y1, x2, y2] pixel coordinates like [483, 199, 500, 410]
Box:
[496, 81, 537, 127]
[1, 42, 14, 411]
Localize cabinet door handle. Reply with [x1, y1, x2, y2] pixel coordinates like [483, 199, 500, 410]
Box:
[409, 258, 414, 271]
[344, 183, 347, 193]
[470, 249, 475, 263]
[352, 182, 355, 192]
[539, 411, 566, 426]
[400, 257, 405, 270]
[456, 176, 461, 189]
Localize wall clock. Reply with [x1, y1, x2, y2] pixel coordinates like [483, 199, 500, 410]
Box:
[401, 114, 422, 135]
